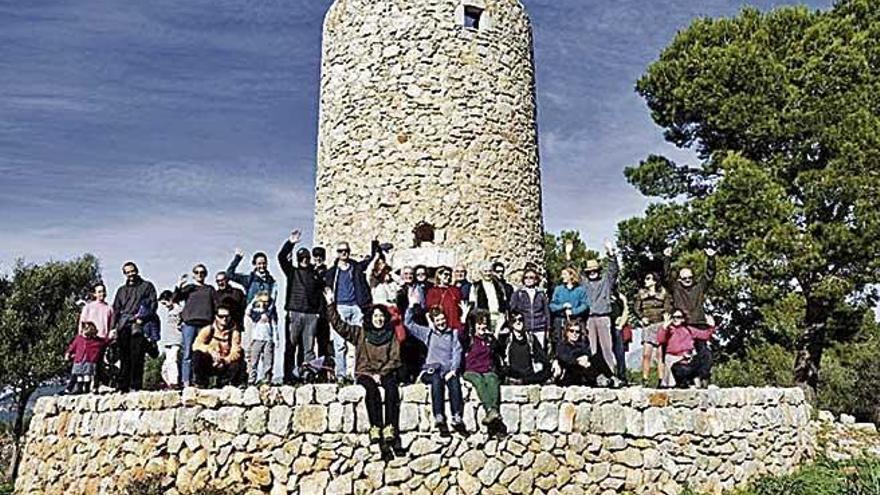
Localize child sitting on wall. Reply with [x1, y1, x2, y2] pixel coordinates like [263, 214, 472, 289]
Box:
[65, 321, 112, 394]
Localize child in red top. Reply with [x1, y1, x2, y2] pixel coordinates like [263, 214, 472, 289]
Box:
[65, 321, 111, 394]
[657, 309, 714, 388]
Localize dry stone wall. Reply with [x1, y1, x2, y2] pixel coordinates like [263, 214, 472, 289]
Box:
[16, 386, 814, 495]
[315, 0, 545, 272]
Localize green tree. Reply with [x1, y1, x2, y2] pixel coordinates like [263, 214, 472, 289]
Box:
[543, 231, 599, 287]
[0, 255, 101, 479]
[619, 1, 880, 399]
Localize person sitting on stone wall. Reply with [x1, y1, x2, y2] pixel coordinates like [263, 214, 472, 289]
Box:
[324, 240, 381, 383]
[657, 309, 715, 388]
[323, 288, 404, 459]
[426, 265, 463, 331]
[453, 264, 472, 302]
[498, 310, 551, 385]
[509, 267, 551, 349]
[555, 319, 594, 386]
[191, 304, 244, 388]
[404, 294, 466, 437]
[549, 267, 590, 357]
[462, 308, 507, 438]
[469, 262, 509, 335]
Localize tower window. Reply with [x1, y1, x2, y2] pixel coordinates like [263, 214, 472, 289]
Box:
[463, 6, 483, 30]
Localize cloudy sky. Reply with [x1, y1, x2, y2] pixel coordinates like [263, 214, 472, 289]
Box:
[1, 0, 831, 293]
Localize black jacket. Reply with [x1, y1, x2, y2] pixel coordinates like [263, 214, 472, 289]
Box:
[499, 332, 550, 384]
[324, 241, 380, 308]
[472, 279, 509, 313]
[278, 241, 325, 314]
[111, 277, 158, 330]
[215, 286, 246, 329]
[664, 255, 715, 326]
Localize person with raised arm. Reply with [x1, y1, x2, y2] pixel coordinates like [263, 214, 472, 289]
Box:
[173, 264, 216, 388]
[580, 240, 621, 388]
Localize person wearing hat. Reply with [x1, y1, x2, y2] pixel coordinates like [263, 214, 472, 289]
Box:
[577, 240, 621, 387]
[469, 261, 509, 334]
[278, 230, 325, 383]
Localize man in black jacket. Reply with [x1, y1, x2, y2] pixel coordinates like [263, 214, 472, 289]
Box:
[278, 230, 325, 383]
[500, 312, 550, 385]
[111, 261, 157, 392]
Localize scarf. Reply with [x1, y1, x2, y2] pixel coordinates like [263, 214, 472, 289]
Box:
[365, 322, 394, 346]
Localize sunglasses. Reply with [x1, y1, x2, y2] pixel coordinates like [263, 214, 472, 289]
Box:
[680, 277, 693, 282]
[123, 270, 137, 275]
[337, 249, 350, 254]
[568, 328, 582, 334]
[216, 278, 227, 283]
[216, 314, 232, 320]
[194, 270, 207, 275]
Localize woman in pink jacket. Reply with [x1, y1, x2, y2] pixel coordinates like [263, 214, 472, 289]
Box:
[657, 308, 714, 388]
[79, 283, 114, 338]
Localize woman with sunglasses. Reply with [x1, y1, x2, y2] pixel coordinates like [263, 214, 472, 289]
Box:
[173, 264, 216, 387]
[656, 309, 715, 388]
[555, 319, 594, 386]
[635, 272, 670, 386]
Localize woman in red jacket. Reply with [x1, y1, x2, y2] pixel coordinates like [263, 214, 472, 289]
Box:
[657, 309, 714, 388]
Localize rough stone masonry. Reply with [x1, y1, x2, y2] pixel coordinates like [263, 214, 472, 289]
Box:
[16, 386, 818, 494]
[314, 0, 545, 272]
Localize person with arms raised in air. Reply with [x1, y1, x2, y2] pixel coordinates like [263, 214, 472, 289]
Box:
[579, 240, 621, 388]
[111, 262, 157, 392]
[657, 309, 715, 388]
[499, 310, 551, 385]
[324, 287, 404, 459]
[192, 304, 244, 388]
[277, 230, 325, 383]
[173, 264, 216, 388]
[509, 267, 551, 349]
[549, 267, 589, 356]
[405, 293, 466, 437]
[157, 290, 183, 389]
[462, 308, 507, 437]
[79, 283, 114, 338]
[227, 248, 279, 307]
[634, 272, 670, 386]
[663, 245, 717, 384]
[325, 240, 381, 383]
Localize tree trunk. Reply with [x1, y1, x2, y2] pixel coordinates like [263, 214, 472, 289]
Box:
[9, 388, 33, 482]
[793, 301, 826, 403]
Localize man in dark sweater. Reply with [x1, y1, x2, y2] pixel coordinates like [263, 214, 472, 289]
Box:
[173, 264, 216, 388]
[278, 230, 325, 383]
[663, 246, 717, 327]
[111, 262, 157, 392]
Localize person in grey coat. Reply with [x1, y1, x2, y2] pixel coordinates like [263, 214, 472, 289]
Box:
[579, 240, 621, 387]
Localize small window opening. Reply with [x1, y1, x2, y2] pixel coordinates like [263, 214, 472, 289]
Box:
[463, 6, 483, 30]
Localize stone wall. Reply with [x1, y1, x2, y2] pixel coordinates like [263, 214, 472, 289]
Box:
[16, 386, 814, 495]
[314, 0, 545, 272]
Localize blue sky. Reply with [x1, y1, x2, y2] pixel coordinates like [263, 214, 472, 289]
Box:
[0, 0, 831, 292]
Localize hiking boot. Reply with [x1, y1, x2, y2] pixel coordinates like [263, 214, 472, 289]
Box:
[436, 421, 451, 437]
[369, 426, 382, 444]
[450, 416, 467, 436]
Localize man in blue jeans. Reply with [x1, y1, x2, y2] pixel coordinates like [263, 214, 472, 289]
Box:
[324, 240, 380, 382]
[404, 301, 466, 437]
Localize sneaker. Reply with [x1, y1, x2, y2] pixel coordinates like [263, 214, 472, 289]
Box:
[609, 376, 622, 389]
[596, 375, 610, 388]
[369, 426, 382, 444]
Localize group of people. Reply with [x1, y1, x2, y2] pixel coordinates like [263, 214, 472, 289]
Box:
[66, 229, 719, 457]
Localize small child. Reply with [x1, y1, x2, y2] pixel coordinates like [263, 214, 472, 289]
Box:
[66, 321, 110, 394]
[247, 291, 278, 385]
[157, 290, 183, 389]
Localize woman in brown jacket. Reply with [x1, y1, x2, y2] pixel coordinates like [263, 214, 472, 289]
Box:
[324, 288, 403, 460]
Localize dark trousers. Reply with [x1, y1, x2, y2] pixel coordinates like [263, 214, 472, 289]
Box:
[315, 315, 331, 359]
[671, 344, 713, 388]
[356, 373, 401, 430]
[284, 311, 319, 382]
[421, 369, 464, 422]
[612, 326, 627, 381]
[400, 338, 427, 384]
[117, 326, 146, 392]
[193, 351, 245, 388]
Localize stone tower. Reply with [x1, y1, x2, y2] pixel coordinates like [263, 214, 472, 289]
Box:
[315, 0, 544, 273]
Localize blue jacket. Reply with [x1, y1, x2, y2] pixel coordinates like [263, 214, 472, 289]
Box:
[549, 284, 590, 318]
[405, 307, 462, 374]
[227, 255, 278, 308]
